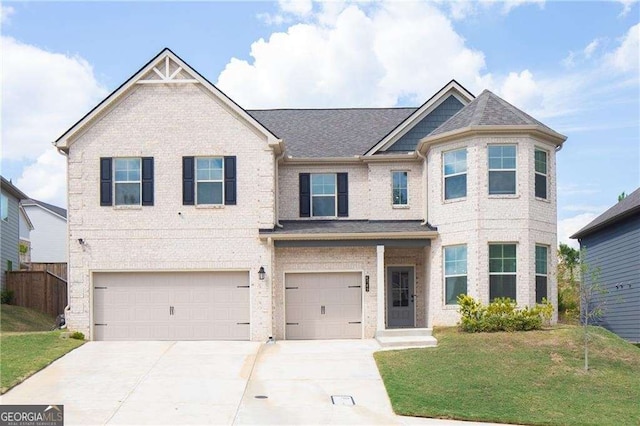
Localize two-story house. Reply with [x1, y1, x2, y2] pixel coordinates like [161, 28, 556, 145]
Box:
[54, 49, 566, 341]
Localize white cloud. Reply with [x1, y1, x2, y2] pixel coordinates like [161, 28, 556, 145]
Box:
[500, 70, 544, 113]
[618, 0, 637, 17]
[278, 0, 313, 17]
[218, 1, 487, 108]
[607, 23, 639, 73]
[2, 37, 107, 161]
[500, 0, 545, 15]
[558, 213, 598, 249]
[0, 4, 14, 24]
[16, 150, 67, 206]
[562, 204, 609, 214]
[583, 39, 599, 58]
[2, 37, 107, 205]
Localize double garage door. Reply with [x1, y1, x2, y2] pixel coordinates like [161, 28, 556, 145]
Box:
[93, 272, 250, 341]
[285, 272, 362, 339]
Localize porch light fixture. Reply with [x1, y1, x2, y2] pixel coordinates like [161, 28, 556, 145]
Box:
[258, 266, 266, 281]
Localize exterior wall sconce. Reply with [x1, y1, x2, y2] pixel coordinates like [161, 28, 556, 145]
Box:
[258, 266, 266, 281]
[78, 238, 85, 245]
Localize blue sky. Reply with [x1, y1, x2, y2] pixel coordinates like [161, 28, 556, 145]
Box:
[1, 0, 638, 246]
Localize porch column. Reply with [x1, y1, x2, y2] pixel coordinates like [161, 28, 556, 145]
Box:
[376, 244, 385, 332]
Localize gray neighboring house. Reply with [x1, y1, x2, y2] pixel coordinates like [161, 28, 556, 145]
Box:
[571, 188, 640, 343]
[1, 177, 29, 289]
[21, 199, 68, 264]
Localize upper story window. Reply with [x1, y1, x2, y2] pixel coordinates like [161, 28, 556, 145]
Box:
[488, 145, 516, 195]
[114, 158, 141, 206]
[489, 243, 517, 301]
[443, 149, 467, 200]
[534, 149, 548, 200]
[100, 157, 154, 207]
[196, 158, 224, 205]
[1, 194, 8, 221]
[535, 245, 548, 303]
[299, 172, 348, 218]
[183, 156, 236, 206]
[311, 173, 337, 217]
[392, 171, 408, 206]
[444, 245, 467, 305]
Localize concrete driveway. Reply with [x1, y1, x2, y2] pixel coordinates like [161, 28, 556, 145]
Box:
[1, 339, 491, 425]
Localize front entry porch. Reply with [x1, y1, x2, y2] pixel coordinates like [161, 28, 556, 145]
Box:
[375, 245, 438, 348]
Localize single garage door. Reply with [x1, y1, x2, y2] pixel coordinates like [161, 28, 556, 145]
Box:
[285, 272, 362, 339]
[93, 271, 249, 341]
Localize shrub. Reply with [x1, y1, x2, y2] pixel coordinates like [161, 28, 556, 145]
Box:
[70, 331, 85, 340]
[1, 289, 15, 304]
[458, 295, 553, 333]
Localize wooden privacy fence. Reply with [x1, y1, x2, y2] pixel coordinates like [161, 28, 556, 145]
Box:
[6, 271, 68, 318]
[30, 263, 68, 280]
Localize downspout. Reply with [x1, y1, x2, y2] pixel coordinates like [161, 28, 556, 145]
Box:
[274, 151, 286, 228]
[416, 149, 429, 225]
[56, 146, 71, 318]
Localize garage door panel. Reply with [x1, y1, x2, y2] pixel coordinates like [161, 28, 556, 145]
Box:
[93, 272, 250, 341]
[285, 272, 362, 340]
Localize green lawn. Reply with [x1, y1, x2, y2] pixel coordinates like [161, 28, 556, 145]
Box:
[375, 326, 640, 426]
[1, 304, 84, 393]
[1, 304, 56, 332]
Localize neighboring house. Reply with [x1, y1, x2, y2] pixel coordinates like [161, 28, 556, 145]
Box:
[21, 199, 68, 264]
[1, 177, 29, 289]
[571, 188, 640, 343]
[18, 204, 34, 267]
[54, 49, 566, 341]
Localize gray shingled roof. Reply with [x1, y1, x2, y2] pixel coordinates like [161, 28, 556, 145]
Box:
[429, 90, 554, 137]
[260, 220, 436, 235]
[571, 188, 640, 239]
[247, 108, 416, 158]
[22, 198, 67, 219]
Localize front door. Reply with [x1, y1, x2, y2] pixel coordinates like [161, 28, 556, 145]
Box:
[387, 267, 415, 328]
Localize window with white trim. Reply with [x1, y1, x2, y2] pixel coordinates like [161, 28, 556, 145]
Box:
[392, 171, 408, 206]
[114, 158, 141, 206]
[1, 194, 8, 221]
[196, 157, 224, 205]
[489, 243, 517, 301]
[535, 245, 548, 303]
[488, 145, 517, 195]
[534, 149, 548, 199]
[443, 149, 467, 200]
[444, 245, 467, 305]
[311, 173, 336, 217]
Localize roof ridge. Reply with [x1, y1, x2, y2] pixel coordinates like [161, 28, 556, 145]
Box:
[247, 107, 418, 112]
[470, 90, 490, 125]
[486, 90, 551, 129]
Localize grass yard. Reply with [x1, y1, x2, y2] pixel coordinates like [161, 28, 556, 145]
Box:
[1, 304, 57, 332]
[1, 304, 84, 393]
[375, 325, 640, 426]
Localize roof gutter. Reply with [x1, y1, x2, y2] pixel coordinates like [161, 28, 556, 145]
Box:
[258, 231, 438, 241]
[417, 125, 568, 155]
[283, 153, 419, 165]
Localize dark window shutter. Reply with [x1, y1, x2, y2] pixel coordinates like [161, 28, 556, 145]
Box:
[182, 157, 195, 205]
[141, 157, 154, 206]
[224, 156, 237, 205]
[337, 172, 348, 217]
[299, 173, 310, 217]
[100, 157, 112, 206]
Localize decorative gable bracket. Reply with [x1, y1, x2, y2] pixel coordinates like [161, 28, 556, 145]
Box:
[137, 56, 199, 85]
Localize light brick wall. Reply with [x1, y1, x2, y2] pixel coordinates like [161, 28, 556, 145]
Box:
[278, 164, 369, 220]
[273, 247, 378, 338]
[427, 136, 558, 326]
[66, 83, 276, 340]
[367, 162, 423, 220]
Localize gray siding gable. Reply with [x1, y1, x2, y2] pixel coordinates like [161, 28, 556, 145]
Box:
[386, 96, 464, 152]
[581, 214, 640, 343]
[1, 189, 20, 289]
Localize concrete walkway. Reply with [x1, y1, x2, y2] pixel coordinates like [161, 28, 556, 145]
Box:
[1, 339, 498, 425]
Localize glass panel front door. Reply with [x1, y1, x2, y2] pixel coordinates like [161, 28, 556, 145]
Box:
[387, 267, 415, 328]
